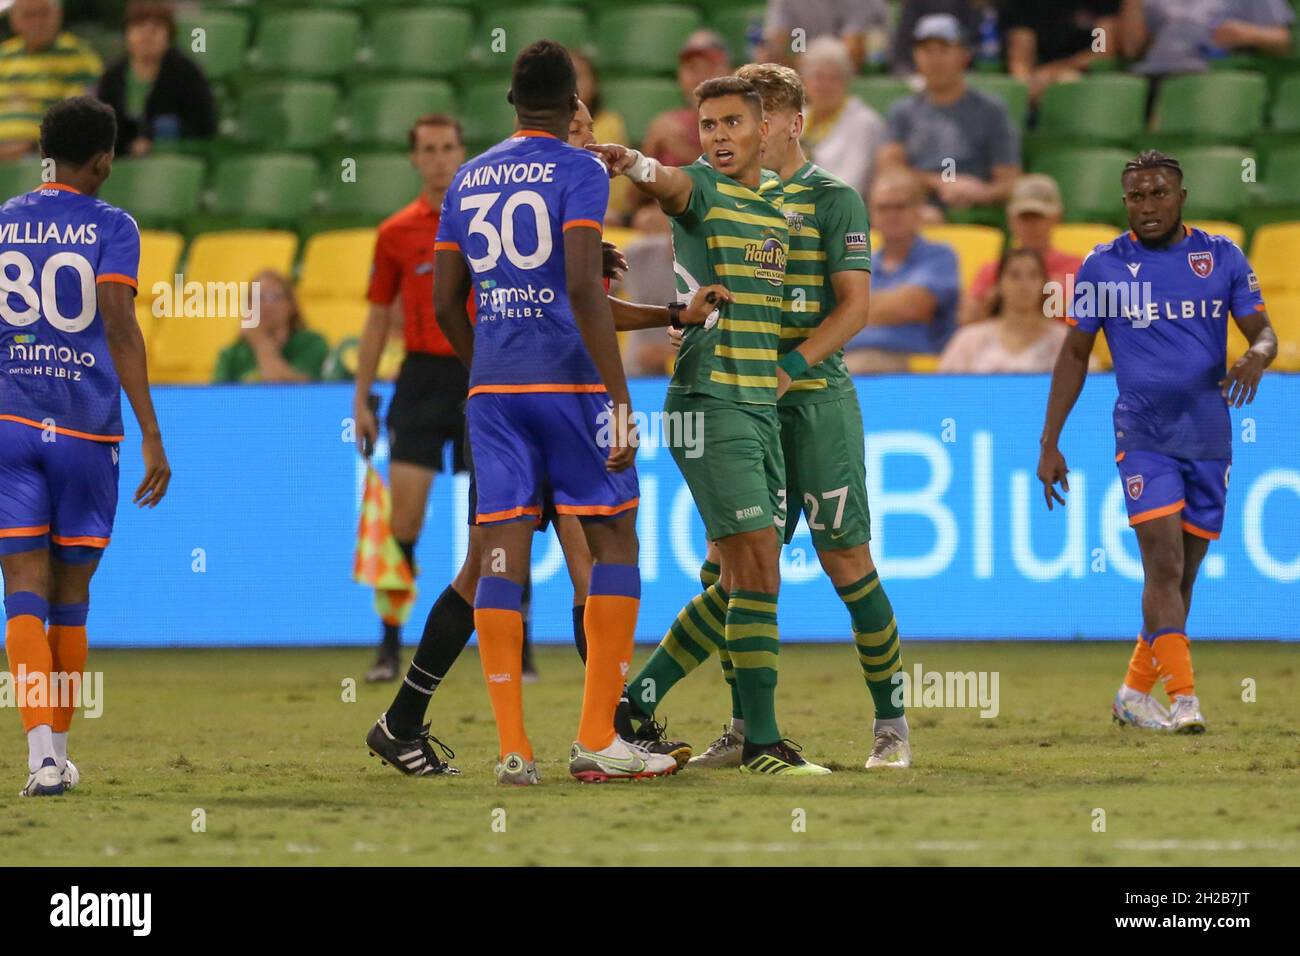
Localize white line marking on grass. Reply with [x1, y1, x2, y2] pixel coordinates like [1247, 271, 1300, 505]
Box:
[1116, 839, 1298, 852]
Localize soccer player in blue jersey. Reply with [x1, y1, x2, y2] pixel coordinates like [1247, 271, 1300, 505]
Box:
[432, 41, 680, 785]
[1038, 150, 1277, 735]
[0, 97, 170, 796]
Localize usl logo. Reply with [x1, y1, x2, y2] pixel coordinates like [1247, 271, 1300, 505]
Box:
[1188, 251, 1214, 278]
[1126, 474, 1144, 500]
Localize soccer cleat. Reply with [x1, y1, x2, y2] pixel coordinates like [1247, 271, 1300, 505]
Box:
[365, 713, 460, 776]
[496, 752, 541, 786]
[865, 726, 912, 769]
[19, 757, 65, 797]
[62, 758, 79, 790]
[1112, 686, 1173, 730]
[624, 708, 692, 768]
[739, 739, 831, 776]
[569, 736, 678, 783]
[688, 725, 745, 769]
[1169, 695, 1207, 734]
[365, 653, 400, 684]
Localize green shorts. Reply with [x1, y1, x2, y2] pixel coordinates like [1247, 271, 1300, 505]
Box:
[777, 393, 871, 551]
[665, 391, 784, 542]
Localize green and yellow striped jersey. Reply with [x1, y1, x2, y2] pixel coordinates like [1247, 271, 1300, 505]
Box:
[0, 34, 103, 146]
[778, 161, 872, 406]
[668, 158, 789, 405]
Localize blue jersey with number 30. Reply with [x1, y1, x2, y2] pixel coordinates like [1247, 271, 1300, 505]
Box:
[435, 130, 610, 392]
[0, 184, 140, 441]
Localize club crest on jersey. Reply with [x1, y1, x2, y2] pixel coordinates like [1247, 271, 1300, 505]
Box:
[1188, 251, 1214, 278]
[785, 211, 803, 233]
[1126, 474, 1144, 500]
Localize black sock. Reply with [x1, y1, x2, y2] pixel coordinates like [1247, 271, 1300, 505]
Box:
[572, 603, 587, 663]
[386, 584, 475, 738]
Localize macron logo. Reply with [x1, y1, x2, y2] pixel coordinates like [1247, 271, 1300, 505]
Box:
[1127, 263, 1142, 277]
[50, 886, 151, 936]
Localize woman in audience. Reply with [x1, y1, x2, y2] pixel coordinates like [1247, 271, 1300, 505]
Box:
[940, 248, 1065, 373]
[214, 271, 330, 383]
[98, 1, 216, 157]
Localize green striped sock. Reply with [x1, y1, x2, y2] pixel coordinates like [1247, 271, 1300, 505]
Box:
[837, 570, 904, 719]
[726, 590, 781, 745]
[698, 559, 721, 590]
[628, 583, 728, 715]
[702, 560, 744, 719]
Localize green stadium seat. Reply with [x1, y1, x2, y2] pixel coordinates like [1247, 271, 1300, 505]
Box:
[1270, 73, 1300, 130]
[1151, 71, 1268, 146]
[596, 7, 703, 75]
[460, 79, 519, 153]
[175, 9, 250, 81]
[200, 154, 320, 231]
[317, 153, 422, 224]
[99, 155, 206, 230]
[249, 9, 361, 78]
[341, 80, 456, 150]
[708, 5, 765, 65]
[967, 73, 1030, 129]
[367, 7, 473, 77]
[476, 6, 590, 61]
[850, 77, 913, 118]
[0, 157, 45, 202]
[232, 82, 340, 151]
[1034, 76, 1148, 145]
[1178, 146, 1258, 221]
[601, 77, 684, 145]
[1030, 148, 1131, 225]
[1258, 143, 1300, 205]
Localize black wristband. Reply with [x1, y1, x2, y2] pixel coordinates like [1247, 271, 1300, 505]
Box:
[667, 302, 684, 329]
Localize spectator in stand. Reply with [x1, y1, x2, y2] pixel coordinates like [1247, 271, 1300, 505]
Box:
[642, 30, 730, 167]
[571, 50, 634, 220]
[890, 0, 980, 74]
[0, 0, 102, 160]
[1004, 0, 1120, 102]
[763, 0, 888, 70]
[1119, 0, 1293, 79]
[960, 174, 1082, 325]
[97, 1, 217, 158]
[940, 248, 1067, 372]
[878, 13, 1021, 224]
[618, 204, 679, 376]
[213, 271, 329, 383]
[844, 170, 960, 372]
[799, 36, 887, 197]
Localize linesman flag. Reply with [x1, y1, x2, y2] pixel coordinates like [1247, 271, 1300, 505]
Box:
[353, 464, 416, 626]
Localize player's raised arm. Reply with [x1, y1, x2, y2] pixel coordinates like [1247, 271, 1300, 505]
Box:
[432, 248, 474, 368]
[586, 143, 694, 217]
[99, 280, 170, 508]
[1037, 326, 1095, 509]
[608, 284, 732, 331]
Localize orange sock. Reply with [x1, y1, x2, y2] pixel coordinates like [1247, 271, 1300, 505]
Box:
[48, 602, 89, 733]
[577, 564, 641, 751]
[474, 577, 531, 761]
[1149, 629, 1194, 699]
[5, 592, 52, 732]
[1124, 633, 1159, 694]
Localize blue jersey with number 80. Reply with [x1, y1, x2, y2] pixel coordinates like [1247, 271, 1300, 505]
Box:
[435, 130, 610, 393]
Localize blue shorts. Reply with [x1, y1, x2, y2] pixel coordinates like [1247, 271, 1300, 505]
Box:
[465, 389, 638, 525]
[0, 420, 119, 563]
[1117, 450, 1230, 540]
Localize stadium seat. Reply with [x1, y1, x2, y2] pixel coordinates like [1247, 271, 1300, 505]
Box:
[1033, 75, 1148, 146]
[1249, 222, 1300, 294]
[1051, 223, 1117, 259]
[98, 155, 205, 230]
[1267, 73, 1300, 134]
[298, 229, 378, 301]
[149, 230, 299, 384]
[477, 6, 590, 60]
[232, 82, 340, 151]
[1188, 220, 1246, 247]
[299, 297, 369, 346]
[1030, 148, 1131, 225]
[850, 77, 914, 118]
[967, 74, 1030, 129]
[248, 9, 361, 78]
[602, 77, 686, 145]
[366, 7, 473, 76]
[1228, 291, 1300, 371]
[175, 9, 250, 81]
[0, 157, 45, 202]
[315, 153, 422, 227]
[1150, 71, 1268, 146]
[921, 224, 1003, 290]
[200, 154, 320, 231]
[341, 80, 457, 150]
[137, 230, 185, 305]
[709, 5, 765, 64]
[596, 7, 703, 75]
[1177, 147, 1257, 222]
[460, 79, 519, 152]
[1256, 143, 1300, 205]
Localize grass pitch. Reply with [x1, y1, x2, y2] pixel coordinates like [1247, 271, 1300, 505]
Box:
[4, 642, 1298, 866]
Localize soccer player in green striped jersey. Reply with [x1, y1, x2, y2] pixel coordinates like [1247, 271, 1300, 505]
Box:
[618, 64, 912, 772]
[588, 76, 829, 776]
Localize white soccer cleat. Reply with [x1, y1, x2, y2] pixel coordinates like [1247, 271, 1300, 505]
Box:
[688, 725, 745, 769]
[1112, 686, 1173, 730]
[20, 758, 65, 797]
[62, 758, 79, 790]
[865, 726, 912, 769]
[495, 752, 541, 786]
[1169, 695, 1207, 734]
[569, 736, 677, 783]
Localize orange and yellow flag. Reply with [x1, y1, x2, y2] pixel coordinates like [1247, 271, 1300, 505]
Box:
[353, 465, 417, 625]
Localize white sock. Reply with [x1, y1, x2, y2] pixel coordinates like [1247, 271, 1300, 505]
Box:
[730, 717, 745, 737]
[52, 731, 68, 771]
[27, 725, 55, 773]
[875, 715, 908, 739]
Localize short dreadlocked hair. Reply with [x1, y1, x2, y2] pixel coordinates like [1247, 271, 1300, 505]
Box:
[1123, 149, 1183, 184]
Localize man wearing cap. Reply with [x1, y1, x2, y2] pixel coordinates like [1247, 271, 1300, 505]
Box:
[960, 174, 1084, 325]
[877, 13, 1021, 224]
[642, 29, 731, 167]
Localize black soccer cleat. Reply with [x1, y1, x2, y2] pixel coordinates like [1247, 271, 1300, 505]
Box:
[365, 713, 460, 776]
[623, 705, 692, 769]
[739, 738, 831, 776]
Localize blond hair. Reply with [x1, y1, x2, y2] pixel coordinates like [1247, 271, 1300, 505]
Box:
[735, 62, 805, 114]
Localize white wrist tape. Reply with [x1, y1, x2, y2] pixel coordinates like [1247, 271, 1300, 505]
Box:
[624, 149, 661, 184]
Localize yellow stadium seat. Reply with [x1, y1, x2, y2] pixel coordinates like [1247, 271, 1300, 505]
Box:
[134, 300, 157, 352]
[1051, 223, 1116, 260]
[906, 353, 940, 373]
[921, 224, 1004, 290]
[298, 229, 377, 301]
[301, 296, 368, 346]
[137, 230, 184, 305]
[1229, 291, 1300, 371]
[1249, 222, 1300, 295]
[149, 231, 299, 383]
[1189, 220, 1245, 247]
[603, 226, 639, 255]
